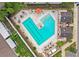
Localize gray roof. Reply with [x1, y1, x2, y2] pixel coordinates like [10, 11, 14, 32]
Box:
[61, 27, 72, 38]
[61, 12, 72, 23]
[0, 22, 10, 39]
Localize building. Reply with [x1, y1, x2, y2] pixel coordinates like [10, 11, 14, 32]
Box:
[0, 22, 10, 39]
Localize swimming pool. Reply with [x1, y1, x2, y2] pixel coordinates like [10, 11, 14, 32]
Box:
[22, 14, 55, 45]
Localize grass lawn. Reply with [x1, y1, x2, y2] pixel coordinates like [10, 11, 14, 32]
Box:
[53, 51, 62, 57]
[10, 32, 33, 57]
[65, 42, 76, 53]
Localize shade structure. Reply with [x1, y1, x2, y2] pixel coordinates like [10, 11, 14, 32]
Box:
[35, 8, 42, 14]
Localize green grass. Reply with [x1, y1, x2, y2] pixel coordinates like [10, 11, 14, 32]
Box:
[53, 51, 62, 57]
[66, 42, 76, 53]
[10, 32, 33, 57]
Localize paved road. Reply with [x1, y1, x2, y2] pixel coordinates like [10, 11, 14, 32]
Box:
[0, 34, 16, 57]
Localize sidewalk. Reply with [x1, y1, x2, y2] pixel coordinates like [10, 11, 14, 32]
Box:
[74, 3, 79, 57]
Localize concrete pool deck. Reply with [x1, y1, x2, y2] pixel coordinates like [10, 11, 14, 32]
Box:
[12, 9, 58, 53]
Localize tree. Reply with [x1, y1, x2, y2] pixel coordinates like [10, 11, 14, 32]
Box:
[14, 3, 25, 12]
[0, 9, 8, 21]
[68, 47, 76, 53]
[15, 25, 20, 30]
[57, 41, 64, 47]
[6, 8, 14, 14]
[5, 2, 14, 8]
[5, 2, 25, 12]
[0, 15, 5, 22]
[0, 2, 26, 22]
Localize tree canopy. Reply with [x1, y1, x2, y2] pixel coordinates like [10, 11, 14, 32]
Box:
[0, 2, 26, 22]
[57, 41, 64, 47]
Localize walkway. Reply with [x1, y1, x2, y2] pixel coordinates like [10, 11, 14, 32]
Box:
[74, 3, 79, 57]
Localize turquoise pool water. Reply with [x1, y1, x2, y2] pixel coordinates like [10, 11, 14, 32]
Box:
[22, 14, 55, 45]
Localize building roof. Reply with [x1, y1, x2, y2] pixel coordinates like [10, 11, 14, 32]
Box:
[0, 22, 10, 39]
[6, 38, 16, 49]
[0, 34, 16, 57]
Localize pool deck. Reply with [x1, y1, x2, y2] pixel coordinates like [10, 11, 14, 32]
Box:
[12, 9, 58, 53]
